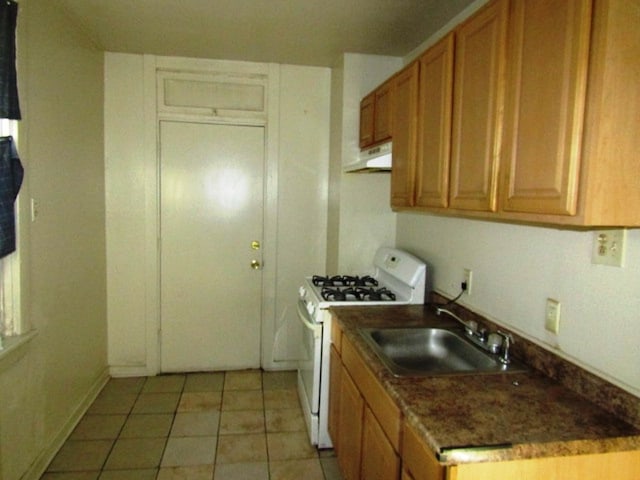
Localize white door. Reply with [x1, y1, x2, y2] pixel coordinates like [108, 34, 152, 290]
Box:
[159, 121, 264, 372]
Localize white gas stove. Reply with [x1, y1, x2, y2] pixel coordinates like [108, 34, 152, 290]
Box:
[296, 247, 427, 448]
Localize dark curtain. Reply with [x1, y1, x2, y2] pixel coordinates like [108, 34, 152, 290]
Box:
[0, 0, 20, 120]
[0, 136, 22, 258]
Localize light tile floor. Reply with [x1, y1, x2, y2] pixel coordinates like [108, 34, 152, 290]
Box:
[42, 370, 343, 480]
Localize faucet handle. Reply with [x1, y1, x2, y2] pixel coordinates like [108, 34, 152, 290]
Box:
[496, 330, 514, 343]
[496, 330, 514, 364]
[487, 332, 503, 353]
[476, 327, 488, 342]
[466, 320, 478, 335]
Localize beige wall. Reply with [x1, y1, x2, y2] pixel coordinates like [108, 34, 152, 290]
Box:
[326, 53, 401, 275]
[0, 1, 108, 479]
[104, 53, 148, 371]
[270, 64, 331, 365]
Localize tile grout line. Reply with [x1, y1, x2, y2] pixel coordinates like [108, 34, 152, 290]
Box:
[154, 374, 182, 478]
[97, 379, 142, 476]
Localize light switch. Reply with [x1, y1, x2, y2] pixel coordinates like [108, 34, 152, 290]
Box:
[545, 298, 561, 334]
[592, 229, 626, 267]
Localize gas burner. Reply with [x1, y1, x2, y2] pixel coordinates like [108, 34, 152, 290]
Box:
[357, 287, 396, 301]
[320, 286, 397, 302]
[321, 287, 362, 301]
[312, 275, 379, 287]
[343, 275, 379, 287]
[312, 275, 344, 287]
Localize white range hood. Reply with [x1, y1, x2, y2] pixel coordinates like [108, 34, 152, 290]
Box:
[344, 141, 392, 172]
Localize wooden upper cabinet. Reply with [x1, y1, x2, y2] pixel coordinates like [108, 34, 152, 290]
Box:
[390, 62, 420, 208]
[415, 33, 455, 208]
[359, 80, 393, 149]
[374, 81, 393, 143]
[500, 0, 640, 226]
[500, 0, 593, 215]
[449, 0, 508, 212]
[359, 92, 375, 148]
[381, 0, 639, 225]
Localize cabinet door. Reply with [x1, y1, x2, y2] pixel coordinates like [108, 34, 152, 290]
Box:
[500, 0, 593, 215]
[361, 406, 400, 480]
[359, 92, 375, 148]
[337, 368, 364, 480]
[415, 33, 455, 208]
[402, 470, 416, 480]
[328, 346, 342, 453]
[402, 422, 445, 480]
[390, 62, 420, 208]
[449, 0, 508, 211]
[374, 81, 393, 143]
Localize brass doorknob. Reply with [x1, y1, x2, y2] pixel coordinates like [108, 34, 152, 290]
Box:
[251, 260, 261, 270]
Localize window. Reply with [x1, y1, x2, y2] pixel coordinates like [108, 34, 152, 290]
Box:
[0, 118, 21, 348]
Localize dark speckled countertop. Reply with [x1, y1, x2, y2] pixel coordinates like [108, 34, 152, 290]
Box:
[330, 304, 640, 465]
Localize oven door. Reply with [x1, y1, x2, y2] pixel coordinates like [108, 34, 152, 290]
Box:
[296, 299, 322, 418]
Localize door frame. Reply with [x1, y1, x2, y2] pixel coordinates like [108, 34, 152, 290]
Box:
[141, 55, 281, 375]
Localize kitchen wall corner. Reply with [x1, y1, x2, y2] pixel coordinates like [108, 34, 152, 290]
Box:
[326, 53, 402, 275]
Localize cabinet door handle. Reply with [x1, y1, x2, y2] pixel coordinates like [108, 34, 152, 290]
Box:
[251, 260, 261, 270]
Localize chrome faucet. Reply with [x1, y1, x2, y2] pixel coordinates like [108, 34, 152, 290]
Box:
[436, 307, 515, 364]
[496, 330, 514, 364]
[435, 307, 478, 336]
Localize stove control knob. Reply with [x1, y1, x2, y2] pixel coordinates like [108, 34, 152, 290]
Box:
[307, 303, 316, 316]
[298, 286, 307, 299]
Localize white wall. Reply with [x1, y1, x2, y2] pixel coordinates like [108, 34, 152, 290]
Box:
[104, 53, 148, 370]
[397, 213, 640, 396]
[327, 53, 402, 274]
[0, 1, 108, 479]
[105, 54, 331, 373]
[267, 64, 331, 365]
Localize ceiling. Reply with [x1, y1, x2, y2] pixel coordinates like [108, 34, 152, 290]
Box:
[57, 0, 475, 67]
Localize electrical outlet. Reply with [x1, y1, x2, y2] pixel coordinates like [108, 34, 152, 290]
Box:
[592, 229, 626, 267]
[463, 268, 473, 295]
[545, 298, 561, 334]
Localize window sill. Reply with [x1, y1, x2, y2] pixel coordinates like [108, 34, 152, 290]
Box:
[0, 330, 38, 374]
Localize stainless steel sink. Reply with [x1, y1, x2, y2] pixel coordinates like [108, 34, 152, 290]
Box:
[359, 327, 527, 376]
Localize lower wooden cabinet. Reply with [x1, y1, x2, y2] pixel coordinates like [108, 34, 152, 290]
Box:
[361, 406, 401, 480]
[403, 420, 640, 480]
[330, 321, 640, 480]
[402, 422, 444, 480]
[330, 323, 401, 480]
[328, 346, 342, 454]
[336, 367, 364, 480]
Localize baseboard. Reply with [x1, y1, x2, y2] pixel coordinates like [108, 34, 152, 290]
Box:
[109, 365, 154, 377]
[22, 366, 110, 480]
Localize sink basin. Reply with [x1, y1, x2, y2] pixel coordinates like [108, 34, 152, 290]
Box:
[359, 327, 527, 377]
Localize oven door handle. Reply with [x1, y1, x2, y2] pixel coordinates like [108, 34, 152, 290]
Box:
[297, 299, 322, 339]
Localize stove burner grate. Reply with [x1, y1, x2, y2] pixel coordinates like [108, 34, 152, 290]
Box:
[320, 286, 396, 302]
[312, 275, 379, 287]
